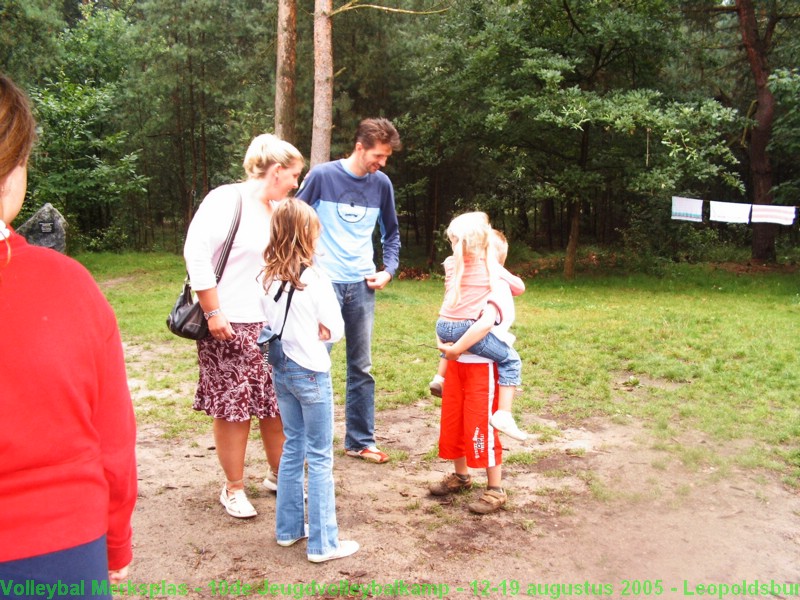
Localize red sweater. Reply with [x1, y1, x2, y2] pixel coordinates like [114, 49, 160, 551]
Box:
[0, 231, 137, 570]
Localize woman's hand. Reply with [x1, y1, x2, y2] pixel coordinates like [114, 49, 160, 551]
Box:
[208, 312, 235, 341]
[318, 324, 331, 341]
[196, 289, 233, 341]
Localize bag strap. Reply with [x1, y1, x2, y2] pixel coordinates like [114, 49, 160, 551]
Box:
[213, 192, 243, 283]
[271, 265, 307, 341]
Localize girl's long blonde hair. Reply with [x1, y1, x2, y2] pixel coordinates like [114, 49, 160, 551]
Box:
[261, 198, 320, 291]
[445, 211, 495, 308]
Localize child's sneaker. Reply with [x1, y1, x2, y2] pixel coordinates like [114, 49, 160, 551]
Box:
[468, 488, 507, 514]
[428, 472, 472, 496]
[490, 410, 528, 441]
[429, 374, 445, 398]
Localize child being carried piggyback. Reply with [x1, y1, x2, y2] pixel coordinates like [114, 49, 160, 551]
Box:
[433, 212, 527, 441]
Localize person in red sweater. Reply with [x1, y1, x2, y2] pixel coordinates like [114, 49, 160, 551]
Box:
[0, 74, 137, 596]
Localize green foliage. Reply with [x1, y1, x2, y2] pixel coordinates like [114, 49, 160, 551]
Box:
[119, 0, 280, 250]
[769, 68, 800, 206]
[17, 4, 148, 250]
[0, 0, 65, 85]
[3, 0, 799, 260]
[26, 78, 147, 248]
[400, 0, 745, 258]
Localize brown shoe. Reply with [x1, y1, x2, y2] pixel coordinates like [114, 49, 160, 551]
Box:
[428, 473, 472, 496]
[468, 488, 507, 514]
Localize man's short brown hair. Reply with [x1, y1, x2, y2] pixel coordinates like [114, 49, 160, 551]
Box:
[354, 118, 402, 151]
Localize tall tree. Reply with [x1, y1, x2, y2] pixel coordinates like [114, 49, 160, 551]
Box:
[307, 1, 449, 166]
[275, 0, 297, 143]
[735, 0, 782, 261]
[310, 0, 334, 166]
[682, 0, 800, 262]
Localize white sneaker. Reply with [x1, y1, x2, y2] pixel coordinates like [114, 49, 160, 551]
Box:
[490, 410, 528, 441]
[277, 524, 309, 547]
[263, 468, 278, 492]
[219, 486, 257, 518]
[307, 540, 360, 563]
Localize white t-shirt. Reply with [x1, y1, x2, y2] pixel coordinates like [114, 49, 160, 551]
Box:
[183, 183, 277, 323]
[490, 279, 516, 346]
[458, 281, 515, 363]
[261, 266, 344, 372]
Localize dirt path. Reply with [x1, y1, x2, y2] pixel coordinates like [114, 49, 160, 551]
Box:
[128, 397, 800, 600]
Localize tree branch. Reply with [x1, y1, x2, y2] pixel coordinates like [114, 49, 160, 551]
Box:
[332, 1, 449, 17]
[562, 0, 584, 35]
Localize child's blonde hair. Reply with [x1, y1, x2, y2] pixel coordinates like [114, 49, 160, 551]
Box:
[445, 211, 494, 308]
[262, 198, 320, 291]
[491, 229, 508, 265]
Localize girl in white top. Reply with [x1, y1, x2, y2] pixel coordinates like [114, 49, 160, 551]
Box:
[261, 198, 359, 563]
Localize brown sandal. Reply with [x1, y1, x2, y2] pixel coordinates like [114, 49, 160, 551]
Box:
[468, 489, 507, 514]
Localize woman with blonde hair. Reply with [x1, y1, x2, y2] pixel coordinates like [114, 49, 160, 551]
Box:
[184, 133, 304, 518]
[0, 73, 137, 593]
[261, 198, 358, 563]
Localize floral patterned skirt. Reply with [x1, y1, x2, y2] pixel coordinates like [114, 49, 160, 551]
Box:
[193, 322, 279, 422]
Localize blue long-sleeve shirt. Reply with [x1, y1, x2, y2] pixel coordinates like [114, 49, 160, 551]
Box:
[296, 159, 400, 282]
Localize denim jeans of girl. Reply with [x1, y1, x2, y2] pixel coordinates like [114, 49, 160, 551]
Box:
[436, 318, 522, 386]
[273, 356, 339, 556]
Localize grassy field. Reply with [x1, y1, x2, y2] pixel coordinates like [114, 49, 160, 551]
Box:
[79, 252, 800, 487]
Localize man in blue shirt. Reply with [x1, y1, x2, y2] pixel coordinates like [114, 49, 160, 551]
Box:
[296, 118, 402, 464]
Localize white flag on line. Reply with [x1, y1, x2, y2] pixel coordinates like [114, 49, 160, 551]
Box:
[710, 201, 751, 224]
[750, 204, 796, 226]
[671, 196, 703, 222]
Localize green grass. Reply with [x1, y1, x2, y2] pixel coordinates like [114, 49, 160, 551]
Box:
[80, 253, 800, 486]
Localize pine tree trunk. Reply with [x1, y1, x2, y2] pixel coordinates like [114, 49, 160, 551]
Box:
[275, 0, 297, 144]
[310, 0, 333, 168]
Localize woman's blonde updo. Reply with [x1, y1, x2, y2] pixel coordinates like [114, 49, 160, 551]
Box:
[242, 133, 304, 179]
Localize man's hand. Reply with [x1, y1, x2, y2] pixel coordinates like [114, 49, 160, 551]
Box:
[318, 323, 331, 341]
[365, 270, 392, 290]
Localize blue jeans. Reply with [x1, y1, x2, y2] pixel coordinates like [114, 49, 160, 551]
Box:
[436, 318, 522, 386]
[333, 281, 377, 451]
[0, 535, 111, 599]
[272, 356, 339, 557]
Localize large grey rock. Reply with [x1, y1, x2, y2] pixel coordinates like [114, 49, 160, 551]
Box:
[16, 203, 68, 253]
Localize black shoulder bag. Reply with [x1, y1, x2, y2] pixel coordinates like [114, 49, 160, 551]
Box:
[166, 194, 242, 340]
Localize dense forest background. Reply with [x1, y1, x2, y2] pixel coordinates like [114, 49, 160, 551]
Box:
[2, 0, 799, 271]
